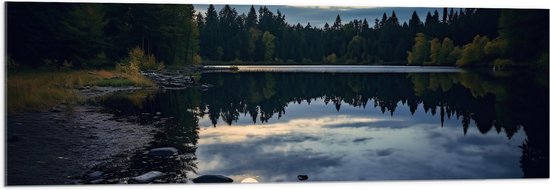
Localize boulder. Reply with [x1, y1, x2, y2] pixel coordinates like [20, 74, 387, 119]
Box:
[131, 171, 164, 183]
[192, 175, 233, 183]
[148, 147, 178, 157]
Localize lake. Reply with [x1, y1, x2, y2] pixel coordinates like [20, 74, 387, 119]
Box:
[101, 67, 549, 183]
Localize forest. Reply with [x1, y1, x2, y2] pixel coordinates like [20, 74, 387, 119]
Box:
[197, 5, 548, 67]
[6, 3, 550, 69]
[7, 3, 200, 70]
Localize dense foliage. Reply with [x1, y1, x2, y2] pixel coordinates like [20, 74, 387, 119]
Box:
[7, 3, 200, 69]
[198, 5, 548, 67]
[408, 9, 549, 68]
[7, 3, 549, 68]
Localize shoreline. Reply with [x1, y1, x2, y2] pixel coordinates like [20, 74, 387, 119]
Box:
[6, 86, 156, 185]
[202, 65, 464, 73]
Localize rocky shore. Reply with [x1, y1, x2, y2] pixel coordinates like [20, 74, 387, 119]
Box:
[7, 67, 232, 185]
[6, 69, 212, 185]
[141, 68, 212, 91]
[7, 89, 156, 185]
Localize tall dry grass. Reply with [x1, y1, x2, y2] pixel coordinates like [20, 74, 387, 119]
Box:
[7, 70, 155, 113]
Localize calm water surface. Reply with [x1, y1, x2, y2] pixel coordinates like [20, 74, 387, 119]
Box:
[102, 69, 549, 182]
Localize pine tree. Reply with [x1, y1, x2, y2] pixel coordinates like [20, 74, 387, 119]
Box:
[333, 14, 342, 30]
[245, 5, 257, 28]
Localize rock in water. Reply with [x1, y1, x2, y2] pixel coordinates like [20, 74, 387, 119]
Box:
[148, 147, 178, 157]
[87, 171, 103, 179]
[192, 175, 233, 183]
[297, 175, 308, 181]
[131, 171, 164, 183]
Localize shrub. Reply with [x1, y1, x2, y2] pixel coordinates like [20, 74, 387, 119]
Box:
[323, 53, 337, 64]
[116, 47, 164, 75]
[193, 54, 203, 66]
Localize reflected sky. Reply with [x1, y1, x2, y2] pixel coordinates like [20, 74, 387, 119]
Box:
[192, 99, 526, 182]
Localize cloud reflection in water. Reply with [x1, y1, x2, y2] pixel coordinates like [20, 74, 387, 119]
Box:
[193, 100, 527, 182]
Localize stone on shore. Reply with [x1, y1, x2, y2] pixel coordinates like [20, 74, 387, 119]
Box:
[192, 175, 233, 183]
[148, 147, 178, 157]
[131, 171, 165, 183]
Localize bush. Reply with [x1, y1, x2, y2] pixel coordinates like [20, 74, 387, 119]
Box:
[193, 54, 203, 65]
[323, 53, 337, 64]
[116, 47, 164, 75]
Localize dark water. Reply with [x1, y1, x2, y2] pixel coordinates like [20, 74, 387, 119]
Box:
[101, 70, 549, 183]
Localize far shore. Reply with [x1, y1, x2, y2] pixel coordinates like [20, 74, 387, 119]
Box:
[202, 64, 464, 73]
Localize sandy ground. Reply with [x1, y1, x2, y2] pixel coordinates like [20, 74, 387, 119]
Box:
[6, 87, 155, 185]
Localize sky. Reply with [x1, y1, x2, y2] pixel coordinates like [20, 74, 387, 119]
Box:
[194, 4, 445, 28]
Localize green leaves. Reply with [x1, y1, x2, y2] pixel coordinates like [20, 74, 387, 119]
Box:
[407, 33, 430, 65]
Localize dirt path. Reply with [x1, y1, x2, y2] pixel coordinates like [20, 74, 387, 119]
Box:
[6, 87, 155, 185]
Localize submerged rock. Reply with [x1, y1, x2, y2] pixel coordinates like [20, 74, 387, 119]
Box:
[297, 175, 308, 181]
[192, 175, 233, 183]
[148, 147, 178, 157]
[131, 171, 165, 183]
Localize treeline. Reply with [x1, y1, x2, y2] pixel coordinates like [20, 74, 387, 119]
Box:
[198, 5, 548, 67]
[7, 3, 548, 69]
[7, 3, 200, 69]
[407, 10, 549, 68]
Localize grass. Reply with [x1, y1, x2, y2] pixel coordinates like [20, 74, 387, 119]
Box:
[7, 69, 155, 113]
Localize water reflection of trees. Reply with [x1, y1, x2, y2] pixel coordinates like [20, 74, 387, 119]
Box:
[101, 71, 548, 179]
[197, 71, 548, 178]
[200, 72, 544, 138]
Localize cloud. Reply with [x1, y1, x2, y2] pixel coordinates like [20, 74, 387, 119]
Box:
[322, 120, 408, 129]
[352, 137, 374, 143]
[376, 148, 395, 156]
[193, 4, 443, 27]
[195, 142, 344, 182]
[286, 6, 377, 11]
[190, 99, 527, 182]
[198, 115, 389, 144]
